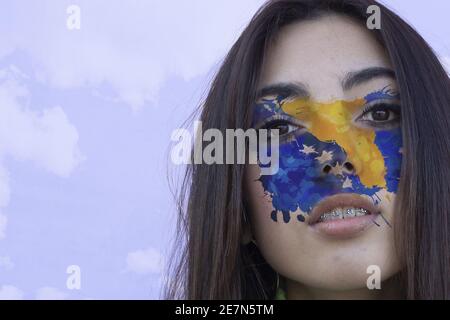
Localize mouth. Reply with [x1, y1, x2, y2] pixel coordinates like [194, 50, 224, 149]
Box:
[307, 193, 381, 238]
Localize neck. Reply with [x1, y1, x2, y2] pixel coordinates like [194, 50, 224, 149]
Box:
[285, 276, 402, 300]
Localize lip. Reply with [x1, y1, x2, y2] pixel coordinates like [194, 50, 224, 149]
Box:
[307, 193, 381, 239]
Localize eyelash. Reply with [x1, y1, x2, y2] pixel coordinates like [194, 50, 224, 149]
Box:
[258, 114, 306, 142]
[356, 102, 401, 129]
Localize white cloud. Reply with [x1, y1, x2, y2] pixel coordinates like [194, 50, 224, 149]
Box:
[0, 0, 264, 111]
[35, 287, 68, 300]
[0, 66, 84, 177]
[0, 256, 14, 270]
[0, 65, 83, 239]
[126, 247, 164, 275]
[0, 285, 24, 300]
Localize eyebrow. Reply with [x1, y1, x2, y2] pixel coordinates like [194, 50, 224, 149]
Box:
[256, 81, 310, 101]
[256, 67, 396, 100]
[342, 67, 396, 91]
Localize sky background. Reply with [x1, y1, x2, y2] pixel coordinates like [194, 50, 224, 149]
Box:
[0, 0, 448, 300]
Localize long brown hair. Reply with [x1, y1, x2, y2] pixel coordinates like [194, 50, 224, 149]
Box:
[165, 0, 450, 299]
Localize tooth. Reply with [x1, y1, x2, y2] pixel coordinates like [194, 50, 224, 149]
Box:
[344, 208, 355, 218]
[335, 208, 344, 219]
[321, 213, 331, 222]
[319, 207, 369, 222]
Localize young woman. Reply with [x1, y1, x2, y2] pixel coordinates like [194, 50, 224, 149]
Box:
[165, 0, 450, 299]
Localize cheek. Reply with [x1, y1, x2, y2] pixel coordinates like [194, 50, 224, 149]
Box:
[255, 127, 402, 222]
[259, 133, 346, 219]
[373, 127, 403, 193]
[245, 164, 272, 208]
[244, 164, 309, 250]
[244, 164, 279, 233]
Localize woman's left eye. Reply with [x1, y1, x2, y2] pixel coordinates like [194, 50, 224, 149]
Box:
[358, 103, 401, 125]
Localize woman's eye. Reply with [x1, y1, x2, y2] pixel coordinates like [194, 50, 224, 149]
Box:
[359, 103, 401, 124]
[265, 121, 298, 136]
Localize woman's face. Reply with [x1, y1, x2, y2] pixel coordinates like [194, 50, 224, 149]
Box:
[245, 14, 402, 294]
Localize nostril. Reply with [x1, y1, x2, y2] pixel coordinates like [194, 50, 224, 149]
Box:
[344, 161, 354, 172]
[322, 164, 332, 174]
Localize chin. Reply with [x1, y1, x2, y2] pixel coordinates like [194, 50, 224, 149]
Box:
[279, 234, 402, 291]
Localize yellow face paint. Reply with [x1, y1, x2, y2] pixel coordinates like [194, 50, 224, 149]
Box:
[254, 88, 402, 222]
[281, 98, 386, 188]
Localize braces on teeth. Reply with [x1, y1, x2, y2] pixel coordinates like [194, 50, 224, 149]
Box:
[318, 208, 369, 222]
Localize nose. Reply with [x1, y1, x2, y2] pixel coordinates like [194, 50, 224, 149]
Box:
[322, 160, 356, 176]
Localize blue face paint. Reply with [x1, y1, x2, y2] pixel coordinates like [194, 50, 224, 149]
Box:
[253, 87, 402, 223]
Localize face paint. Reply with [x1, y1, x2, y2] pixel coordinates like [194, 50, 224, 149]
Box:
[253, 87, 402, 223]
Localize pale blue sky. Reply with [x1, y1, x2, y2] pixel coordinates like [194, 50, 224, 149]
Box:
[0, 0, 448, 299]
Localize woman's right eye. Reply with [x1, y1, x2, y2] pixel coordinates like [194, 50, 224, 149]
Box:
[264, 120, 299, 136]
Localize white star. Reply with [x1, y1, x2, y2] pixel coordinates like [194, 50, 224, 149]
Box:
[315, 150, 334, 164]
[301, 144, 318, 155]
[342, 177, 353, 188]
[330, 162, 344, 176]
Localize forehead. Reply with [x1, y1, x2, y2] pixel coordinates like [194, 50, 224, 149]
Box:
[258, 14, 393, 101]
